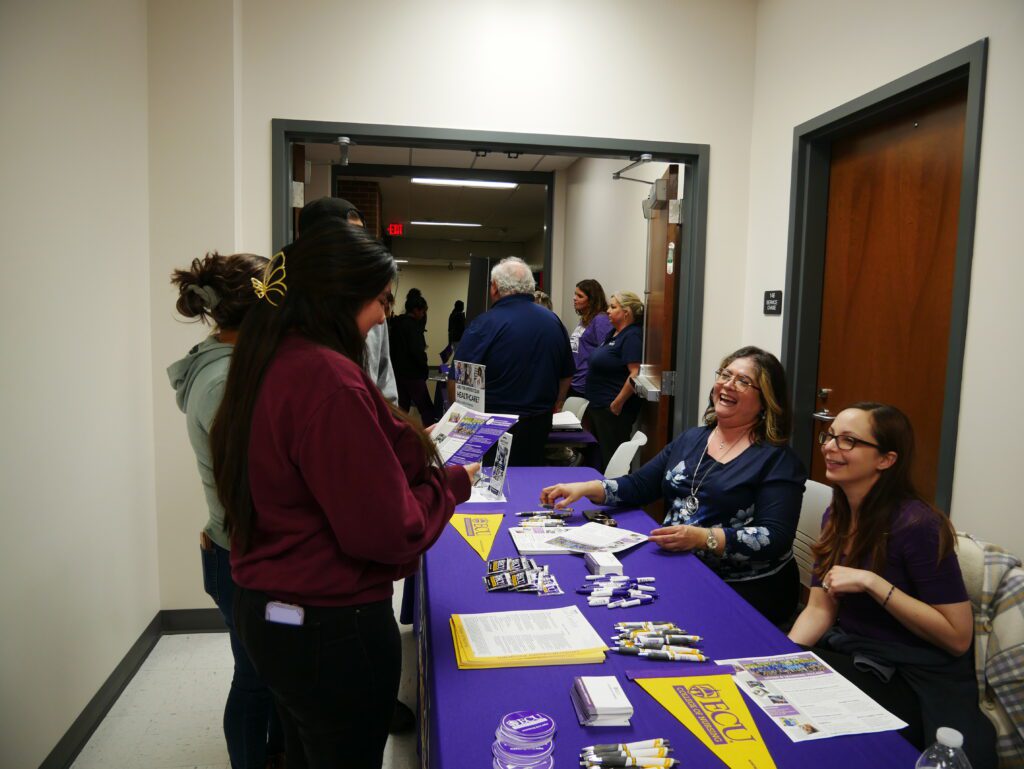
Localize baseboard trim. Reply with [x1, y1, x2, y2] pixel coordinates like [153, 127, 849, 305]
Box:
[161, 607, 227, 634]
[40, 608, 228, 769]
[39, 612, 162, 769]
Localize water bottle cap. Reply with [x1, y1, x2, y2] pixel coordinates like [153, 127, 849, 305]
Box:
[936, 727, 964, 749]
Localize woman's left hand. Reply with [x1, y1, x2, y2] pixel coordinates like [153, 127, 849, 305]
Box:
[610, 398, 624, 416]
[648, 525, 703, 552]
[822, 565, 878, 596]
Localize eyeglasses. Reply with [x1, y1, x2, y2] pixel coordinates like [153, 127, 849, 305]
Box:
[714, 369, 760, 392]
[818, 431, 881, 451]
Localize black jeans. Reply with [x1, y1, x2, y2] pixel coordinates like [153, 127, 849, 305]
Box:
[235, 588, 401, 769]
[483, 411, 554, 467]
[727, 557, 800, 628]
[589, 398, 643, 472]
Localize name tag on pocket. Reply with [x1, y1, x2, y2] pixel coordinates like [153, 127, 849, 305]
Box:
[265, 600, 305, 626]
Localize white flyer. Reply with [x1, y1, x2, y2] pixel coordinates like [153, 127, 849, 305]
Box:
[541, 521, 648, 554]
[717, 651, 907, 741]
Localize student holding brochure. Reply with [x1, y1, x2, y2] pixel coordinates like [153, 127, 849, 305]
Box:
[210, 221, 477, 769]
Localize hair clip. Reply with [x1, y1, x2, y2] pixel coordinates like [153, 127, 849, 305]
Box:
[252, 251, 287, 305]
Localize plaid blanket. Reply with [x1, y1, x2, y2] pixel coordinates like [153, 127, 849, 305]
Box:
[961, 533, 1024, 767]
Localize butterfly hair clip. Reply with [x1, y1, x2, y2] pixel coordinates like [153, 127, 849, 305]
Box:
[252, 251, 287, 306]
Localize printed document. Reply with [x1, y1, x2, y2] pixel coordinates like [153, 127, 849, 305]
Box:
[431, 402, 518, 466]
[717, 652, 907, 741]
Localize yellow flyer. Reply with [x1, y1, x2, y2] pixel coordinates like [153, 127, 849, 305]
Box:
[449, 513, 503, 560]
[636, 674, 776, 769]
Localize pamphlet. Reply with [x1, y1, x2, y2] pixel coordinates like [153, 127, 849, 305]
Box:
[542, 522, 648, 554]
[717, 651, 907, 741]
[431, 402, 518, 466]
[449, 605, 607, 669]
[452, 360, 486, 410]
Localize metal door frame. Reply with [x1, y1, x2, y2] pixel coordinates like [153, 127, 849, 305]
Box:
[781, 40, 987, 513]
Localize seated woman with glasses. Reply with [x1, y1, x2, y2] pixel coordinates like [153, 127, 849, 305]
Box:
[541, 346, 807, 625]
[788, 403, 995, 764]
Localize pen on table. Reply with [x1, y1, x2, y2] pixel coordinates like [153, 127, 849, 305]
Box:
[585, 741, 671, 753]
[614, 622, 675, 630]
[581, 758, 677, 767]
[638, 650, 708, 661]
[583, 748, 672, 759]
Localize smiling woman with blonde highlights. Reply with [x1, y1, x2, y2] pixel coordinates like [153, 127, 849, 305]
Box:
[542, 345, 807, 625]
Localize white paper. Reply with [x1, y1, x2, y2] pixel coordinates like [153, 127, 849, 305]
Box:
[457, 605, 605, 659]
[552, 411, 583, 430]
[509, 527, 574, 554]
[717, 652, 907, 741]
[542, 522, 648, 554]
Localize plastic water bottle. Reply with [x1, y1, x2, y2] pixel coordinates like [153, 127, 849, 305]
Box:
[914, 727, 972, 769]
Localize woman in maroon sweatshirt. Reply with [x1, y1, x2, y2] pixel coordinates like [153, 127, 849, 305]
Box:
[211, 220, 476, 769]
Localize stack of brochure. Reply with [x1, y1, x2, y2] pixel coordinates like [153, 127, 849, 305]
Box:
[450, 606, 607, 669]
[552, 411, 584, 431]
[570, 676, 634, 726]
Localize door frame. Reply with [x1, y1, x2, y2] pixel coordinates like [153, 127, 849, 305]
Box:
[781, 40, 987, 513]
[272, 119, 711, 437]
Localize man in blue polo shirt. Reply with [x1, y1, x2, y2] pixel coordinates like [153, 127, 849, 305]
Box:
[448, 257, 574, 466]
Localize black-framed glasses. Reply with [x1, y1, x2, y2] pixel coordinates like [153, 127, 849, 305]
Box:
[818, 431, 881, 451]
[714, 369, 760, 392]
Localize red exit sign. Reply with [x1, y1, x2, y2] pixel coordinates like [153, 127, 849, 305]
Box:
[387, 222, 404, 236]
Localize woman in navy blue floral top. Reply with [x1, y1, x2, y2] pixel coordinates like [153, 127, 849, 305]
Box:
[542, 346, 807, 625]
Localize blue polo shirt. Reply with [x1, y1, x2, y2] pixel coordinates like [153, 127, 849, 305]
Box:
[585, 323, 643, 408]
[449, 294, 574, 416]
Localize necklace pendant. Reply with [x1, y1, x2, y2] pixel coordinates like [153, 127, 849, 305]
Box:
[685, 495, 699, 513]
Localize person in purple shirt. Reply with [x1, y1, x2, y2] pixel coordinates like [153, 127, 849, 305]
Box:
[568, 279, 613, 399]
[789, 403, 995, 764]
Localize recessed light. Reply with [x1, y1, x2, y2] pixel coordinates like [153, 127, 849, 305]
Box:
[411, 178, 518, 190]
[410, 221, 482, 228]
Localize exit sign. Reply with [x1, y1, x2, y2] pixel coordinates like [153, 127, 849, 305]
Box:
[387, 222, 404, 236]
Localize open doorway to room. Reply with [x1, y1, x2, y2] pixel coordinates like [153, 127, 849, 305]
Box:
[273, 121, 710, 455]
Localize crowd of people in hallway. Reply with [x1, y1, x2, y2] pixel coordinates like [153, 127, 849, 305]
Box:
[165, 197, 1003, 769]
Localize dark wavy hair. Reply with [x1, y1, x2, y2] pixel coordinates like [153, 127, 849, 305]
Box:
[210, 221, 439, 552]
[702, 346, 791, 446]
[170, 253, 267, 329]
[575, 279, 608, 325]
[812, 402, 955, 581]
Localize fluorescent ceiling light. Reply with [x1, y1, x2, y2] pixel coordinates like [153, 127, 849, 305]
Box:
[412, 177, 518, 190]
[395, 259, 409, 264]
[410, 221, 482, 228]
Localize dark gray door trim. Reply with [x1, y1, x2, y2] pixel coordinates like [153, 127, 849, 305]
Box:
[781, 39, 987, 513]
[273, 120, 711, 435]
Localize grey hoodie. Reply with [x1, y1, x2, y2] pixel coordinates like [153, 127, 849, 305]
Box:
[167, 336, 234, 550]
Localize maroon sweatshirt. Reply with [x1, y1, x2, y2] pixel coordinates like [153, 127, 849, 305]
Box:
[231, 334, 471, 607]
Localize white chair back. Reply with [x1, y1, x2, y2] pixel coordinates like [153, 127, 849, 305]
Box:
[563, 396, 589, 420]
[955, 532, 986, 606]
[794, 480, 832, 588]
[604, 431, 648, 478]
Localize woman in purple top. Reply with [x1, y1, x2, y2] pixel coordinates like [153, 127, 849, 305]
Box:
[789, 403, 994, 763]
[568, 279, 613, 399]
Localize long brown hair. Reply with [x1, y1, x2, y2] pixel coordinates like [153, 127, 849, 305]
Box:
[576, 279, 608, 326]
[211, 221, 441, 553]
[812, 402, 955, 580]
[702, 346, 791, 446]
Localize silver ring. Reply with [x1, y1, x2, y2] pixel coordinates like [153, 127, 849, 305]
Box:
[822, 583, 830, 592]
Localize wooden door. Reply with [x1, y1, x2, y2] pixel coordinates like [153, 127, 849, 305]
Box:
[811, 90, 966, 504]
[637, 164, 680, 465]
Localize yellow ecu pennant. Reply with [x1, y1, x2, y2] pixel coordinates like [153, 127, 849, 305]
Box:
[636, 674, 777, 769]
[449, 513, 503, 560]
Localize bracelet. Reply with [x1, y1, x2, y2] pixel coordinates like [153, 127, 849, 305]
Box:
[881, 583, 896, 608]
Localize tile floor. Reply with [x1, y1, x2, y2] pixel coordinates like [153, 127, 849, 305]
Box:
[71, 590, 419, 769]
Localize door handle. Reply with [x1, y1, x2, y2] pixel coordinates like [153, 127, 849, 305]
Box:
[812, 410, 835, 423]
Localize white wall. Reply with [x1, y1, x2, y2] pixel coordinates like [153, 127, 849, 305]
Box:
[393, 265, 471, 360]
[745, 0, 1024, 553]
[149, 0, 242, 609]
[144, 0, 760, 607]
[0, 1, 158, 766]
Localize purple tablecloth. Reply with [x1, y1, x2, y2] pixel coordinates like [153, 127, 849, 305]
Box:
[419, 467, 919, 769]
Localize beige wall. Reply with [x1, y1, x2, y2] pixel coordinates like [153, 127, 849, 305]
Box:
[745, 0, 1024, 552]
[149, 0, 242, 609]
[0, 1, 159, 766]
[393, 265, 471, 362]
